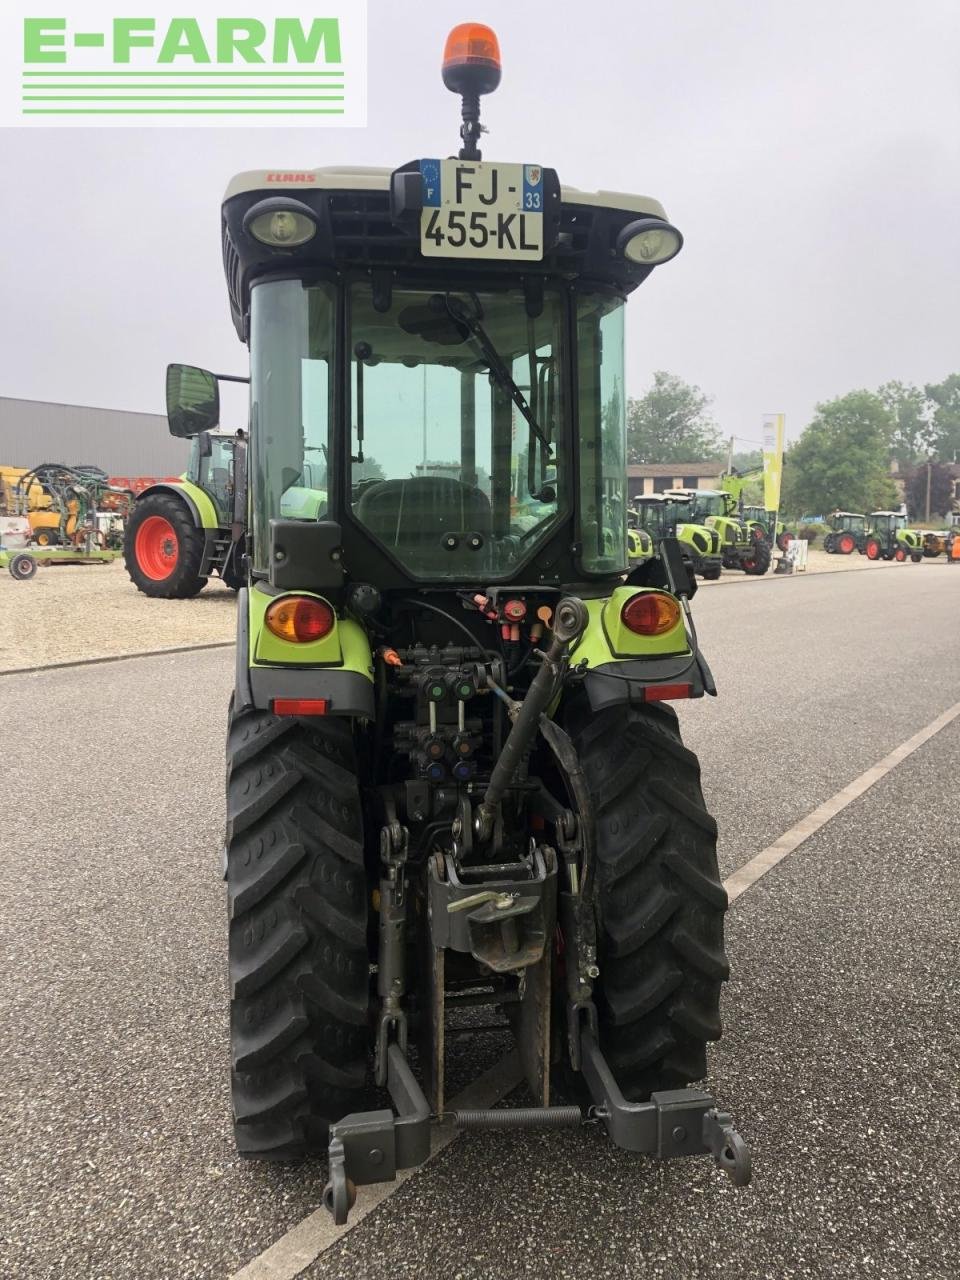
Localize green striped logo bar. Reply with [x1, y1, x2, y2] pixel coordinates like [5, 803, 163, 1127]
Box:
[2, 4, 367, 126]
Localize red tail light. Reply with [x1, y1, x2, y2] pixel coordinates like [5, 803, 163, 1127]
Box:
[621, 592, 681, 636]
[272, 698, 329, 716]
[265, 596, 335, 643]
[641, 684, 693, 702]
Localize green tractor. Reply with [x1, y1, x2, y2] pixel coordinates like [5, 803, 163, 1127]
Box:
[669, 488, 771, 575]
[823, 511, 866, 555]
[626, 521, 654, 563]
[632, 494, 723, 579]
[862, 511, 923, 562]
[168, 22, 751, 1217]
[123, 419, 252, 597]
[741, 504, 794, 553]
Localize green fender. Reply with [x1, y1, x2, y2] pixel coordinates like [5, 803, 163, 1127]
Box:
[139, 479, 221, 530]
[570, 587, 690, 666]
[248, 582, 374, 676]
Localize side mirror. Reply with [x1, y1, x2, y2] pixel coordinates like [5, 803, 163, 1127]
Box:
[166, 364, 219, 438]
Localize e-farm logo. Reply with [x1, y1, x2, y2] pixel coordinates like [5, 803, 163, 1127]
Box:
[0, 3, 367, 127]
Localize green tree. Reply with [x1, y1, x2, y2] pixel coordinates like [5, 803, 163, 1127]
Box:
[626, 372, 724, 464]
[731, 449, 762, 473]
[354, 455, 385, 482]
[780, 391, 899, 517]
[877, 381, 935, 466]
[925, 373, 960, 462]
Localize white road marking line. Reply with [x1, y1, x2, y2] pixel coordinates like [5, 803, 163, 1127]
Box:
[230, 1051, 524, 1280]
[232, 698, 960, 1278]
[724, 698, 960, 903]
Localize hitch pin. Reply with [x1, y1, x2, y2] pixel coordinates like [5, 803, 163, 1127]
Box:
[448, 890, 515, 914]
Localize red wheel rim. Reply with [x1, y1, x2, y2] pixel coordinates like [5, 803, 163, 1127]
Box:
[135, 516, 179, 580]
[866, 540, 879, 559]
[840, 534, 854, 553]
[895, 548, 906, 561]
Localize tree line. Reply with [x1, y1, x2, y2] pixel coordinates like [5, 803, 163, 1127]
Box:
[626, 371, 960, 519]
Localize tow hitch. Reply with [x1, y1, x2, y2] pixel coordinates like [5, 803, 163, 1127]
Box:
[324, 1036, 750, 1224]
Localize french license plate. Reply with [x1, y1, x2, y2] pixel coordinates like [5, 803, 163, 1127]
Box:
[419, 159, 544, 261]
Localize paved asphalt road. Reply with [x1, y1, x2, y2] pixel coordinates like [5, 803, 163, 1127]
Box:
[1, 564, 957, 1279]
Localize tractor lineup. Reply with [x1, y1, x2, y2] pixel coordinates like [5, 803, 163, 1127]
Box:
[629, 493, 723, 579]
[823, 510, 924, 561]
[666, 487, 772, 575]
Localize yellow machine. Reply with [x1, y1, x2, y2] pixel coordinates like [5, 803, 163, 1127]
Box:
[0, 465, 78, 545]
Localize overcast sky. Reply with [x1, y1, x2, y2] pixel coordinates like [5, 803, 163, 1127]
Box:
[1, 0, 958, 448]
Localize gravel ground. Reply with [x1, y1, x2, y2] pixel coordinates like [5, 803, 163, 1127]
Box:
[0, 545, 925, 672]
[0, 561, 235, 671]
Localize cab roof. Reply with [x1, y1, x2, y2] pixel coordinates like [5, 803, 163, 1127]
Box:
[221, 166, 672, 340]
[222, 167, 667, 220]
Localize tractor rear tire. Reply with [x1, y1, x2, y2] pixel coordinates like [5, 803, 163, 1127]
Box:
[865, 537, 881, 560]
[226, 707, 372, 1158]
[742, 538, 771, 575]
[124, 493, 207, 598]
[776, 531, 793, 552]
[894, 547, 907, 562]
[34, 528, 59, 547]
[572, 700, 728, 1100]
[823, 533, 836, 553]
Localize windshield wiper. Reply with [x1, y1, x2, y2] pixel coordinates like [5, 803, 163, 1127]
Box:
[444, 294, 552, 455]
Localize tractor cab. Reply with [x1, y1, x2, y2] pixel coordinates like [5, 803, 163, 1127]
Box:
[210, 173, 676, 588]
[187, 430, 238, 524]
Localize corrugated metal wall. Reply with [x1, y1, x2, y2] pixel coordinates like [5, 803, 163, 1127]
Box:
[0, 398, 191, 475]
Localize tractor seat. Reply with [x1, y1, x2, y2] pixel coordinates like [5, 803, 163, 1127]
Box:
[354, 476, 492, 564]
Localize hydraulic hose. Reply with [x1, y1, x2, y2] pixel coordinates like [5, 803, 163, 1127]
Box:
[475, 597, 587, 839]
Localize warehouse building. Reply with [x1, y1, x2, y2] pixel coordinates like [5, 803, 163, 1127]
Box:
[0, 397, 190, 478]
[627, 461, 723, 502]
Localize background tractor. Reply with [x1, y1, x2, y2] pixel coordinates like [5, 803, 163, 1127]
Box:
[741, 504, 794, 552]
[717, 466, 792, 551]
[626, 522, 653, 563]
[862, 511, 923, 562]
[668, 487, 771, 574]
[123, 422, 252, 597]
[631, 493, 723, 579]
[823, 511, 866, 554]
[172, 22, 751, 1218]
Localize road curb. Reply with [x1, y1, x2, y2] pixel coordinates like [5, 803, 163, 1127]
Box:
[0, 640, 235, 678]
